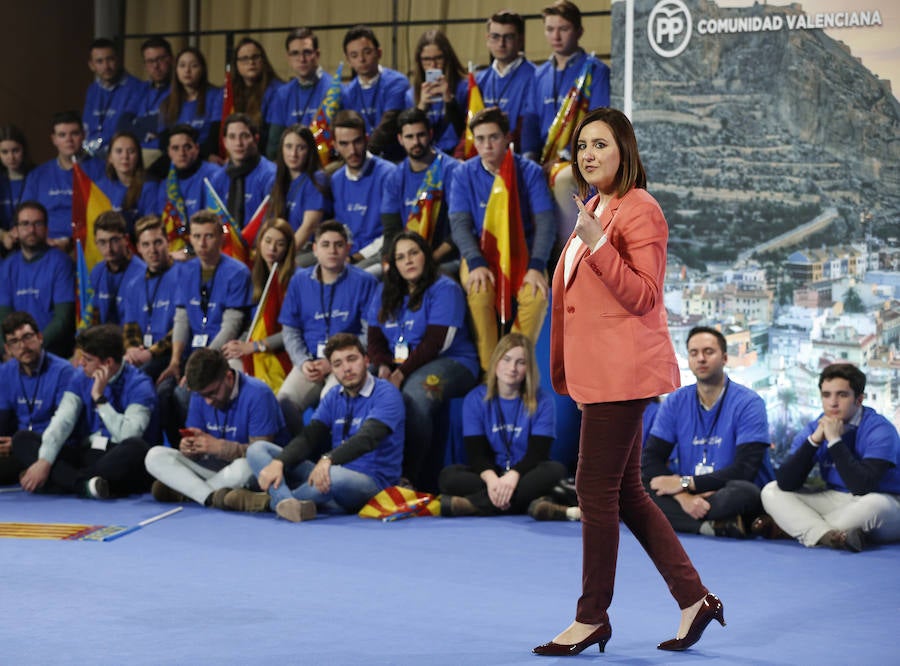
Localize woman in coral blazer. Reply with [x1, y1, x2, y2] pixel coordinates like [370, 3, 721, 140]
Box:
[533, 108, 723, 657]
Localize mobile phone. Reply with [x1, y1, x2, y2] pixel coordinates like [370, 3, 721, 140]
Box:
[426, 69, 443, 101]
[179, 428, 194, 437]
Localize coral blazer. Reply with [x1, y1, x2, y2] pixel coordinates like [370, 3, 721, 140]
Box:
[550, 188, 680, 404]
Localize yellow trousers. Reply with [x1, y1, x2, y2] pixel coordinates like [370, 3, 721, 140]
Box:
[460, 260, 548, 371]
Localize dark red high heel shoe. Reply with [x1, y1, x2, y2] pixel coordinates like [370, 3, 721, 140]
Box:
[533, 624, 612, 656]
[657, 593, 725, 651]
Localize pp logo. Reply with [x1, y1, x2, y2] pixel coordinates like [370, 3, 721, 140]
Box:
[648, 0, 692, 58]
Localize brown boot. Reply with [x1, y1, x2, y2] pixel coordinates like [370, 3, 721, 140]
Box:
[224, 488, 271, 513]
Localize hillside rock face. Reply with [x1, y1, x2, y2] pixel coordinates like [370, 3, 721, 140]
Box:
[609, 0, 899, 254]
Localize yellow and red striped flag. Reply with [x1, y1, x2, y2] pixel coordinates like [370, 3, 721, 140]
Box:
[203, 177, 251, 267]
[406, 154, 444, 244]
[480, 148, 528, 325]
[242, 264, 291, 393]
[539, 58, 594, 166]
[310, 62, 344, 166]
[461, 72, 485, 160]
[71, 162, 111, 269]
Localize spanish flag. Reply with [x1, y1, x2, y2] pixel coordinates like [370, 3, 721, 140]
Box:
[406, 154, 444, 244]
[242, 265, 291, 393]
[218, 64, 235, 160]
[71, 162, 110, 269]
[461, 72, 485, 160]
[539, 58, 594, 166]
[310, 62, 344, 166]
[203, 177, 251, 267]
[480, 148, 528, 325]
[240, 195, 271, 248]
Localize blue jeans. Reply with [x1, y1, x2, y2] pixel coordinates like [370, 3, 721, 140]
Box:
[246, 441, 380, 514]
[401, 357, 477, 485]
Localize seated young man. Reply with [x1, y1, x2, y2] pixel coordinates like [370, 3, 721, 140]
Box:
[761, 363, 900, 552]
[145, 347, 288, 508]
[0, 312, 78, 486]
[235, 333, 404, 522]
[13, 323, 159, 499]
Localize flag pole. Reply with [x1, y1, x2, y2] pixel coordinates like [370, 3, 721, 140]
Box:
[245, 262, 278, 341]
[202, 177, 233, 223]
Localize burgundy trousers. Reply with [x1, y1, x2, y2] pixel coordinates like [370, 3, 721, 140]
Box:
[575, 399, 707, 625]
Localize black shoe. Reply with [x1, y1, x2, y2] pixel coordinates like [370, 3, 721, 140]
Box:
[713, 515, 747, 539]
[551, 477, 578, 507]
[528, 496, 570, 521]
[818, 528, 865, 552]
[657, 593, 725, 651]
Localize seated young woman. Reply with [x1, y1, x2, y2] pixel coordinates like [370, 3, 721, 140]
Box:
[437, 332, 566, 516]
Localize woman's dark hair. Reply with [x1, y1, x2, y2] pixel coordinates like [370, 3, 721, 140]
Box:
[379, 231, 438, 324]
[104, 131, 146, 214]
[231, 37, 282, 129]
[0, 124, 34, 176]
[570, 107, 646, 199]
[269, 125, 325, 221]
[161, 47, 211, 126]
[411, 29, 466, 105]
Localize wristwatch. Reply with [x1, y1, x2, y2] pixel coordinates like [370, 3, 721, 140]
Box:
[255, 340, 268, 353]
[680, 475, 692, 491]
[92, 395, 109, 407]
[320, 453, 333, 464]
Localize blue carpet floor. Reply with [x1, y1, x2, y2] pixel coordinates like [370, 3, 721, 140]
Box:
[1, 491, 897, 665]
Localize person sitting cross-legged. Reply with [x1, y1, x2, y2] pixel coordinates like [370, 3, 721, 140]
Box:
[237, 333, 404, 521]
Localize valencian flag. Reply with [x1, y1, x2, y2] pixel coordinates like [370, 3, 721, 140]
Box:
[72, 163, 111, 329]
[309, 62, 344, 166]
[358, 486, 439, 521]
[240, 195, 271, 248]
[218, 64, 235, 159]
[161, 163, 189, 253]
[242, 263, 291, 393]
[406, 154, 444, 244]
[481, 148, 528, 325]
[202, 177, 251, 267]
[461, 72, 485, 159]
[539, 57, 595, 166]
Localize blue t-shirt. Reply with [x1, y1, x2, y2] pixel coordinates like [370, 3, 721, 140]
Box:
[791, 406, 900, 494]
[331, 155, 397, 251]
[82, 73, 144, 153]
[122, 261, 183, 346]
[0, 352, 78, 435]
[365, 275, 480, 378]
[533, 51, 611, 151]
[95, 175, 158, 234]
[650, 378, 772, 486]
[209, 156, 277, 228]
[341, 67, 409, 135]
[448, 153, 554, 266]
[462, 384, 556, 469]
[154, 161, 221, 219]
[71, 361, 160, 443]
[131, 81, 171, 149]
[283, 171, 332, 232]
[186, 372, 289, 469]
[404, 78, 469, 154]
[475, 61, 540, 156]
[161, 86, 224, 148]
[266, 73, 334, 128]
[0, 248, 75, 331]
[21, 158, 106, 239]
[0, 174, 27, 230]
[312, 374, 404, 488]
[177, 255, 252, 345]
[279, 264, 378, 358]
[381, 152, 459, 251]
[89, 255, 147, 324]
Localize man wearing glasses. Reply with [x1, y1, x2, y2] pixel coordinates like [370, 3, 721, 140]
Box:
[12, 323, 159, 499]
[132, 37, 173, 172]
[0, 312, 78, 486]
[0, 202, 75, 358]
[475, 10, 540, 159]
[89, 211, 146, 325]
[265, 27, 334, 159]
[145, 347, 289, 508]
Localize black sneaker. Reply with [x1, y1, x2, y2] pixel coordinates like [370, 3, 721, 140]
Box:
[84, 476, 110, 500]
